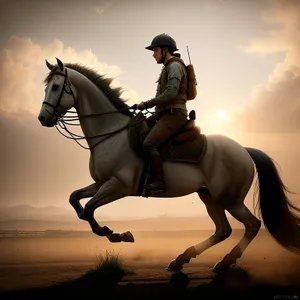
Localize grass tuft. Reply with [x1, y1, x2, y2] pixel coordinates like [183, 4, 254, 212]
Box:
[87, 250, 134, 281]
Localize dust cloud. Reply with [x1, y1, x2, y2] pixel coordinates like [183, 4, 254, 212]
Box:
[1, 230, 300, 292]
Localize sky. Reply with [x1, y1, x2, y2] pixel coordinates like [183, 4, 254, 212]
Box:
[0, 0, 300, 219]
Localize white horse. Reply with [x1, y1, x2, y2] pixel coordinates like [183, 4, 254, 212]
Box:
[38, 58, 300, 273]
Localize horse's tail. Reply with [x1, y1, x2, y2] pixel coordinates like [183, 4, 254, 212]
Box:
[245, 147, 300, 253]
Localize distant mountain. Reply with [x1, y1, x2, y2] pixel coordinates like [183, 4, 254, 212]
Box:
[0, 204, 115, 223]
[0, 205, 265, 231]
[0, 205, 75, 221]
[0, 212, 255, 232]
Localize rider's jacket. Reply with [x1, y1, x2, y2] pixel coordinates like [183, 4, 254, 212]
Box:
[147, 57, 188, 114]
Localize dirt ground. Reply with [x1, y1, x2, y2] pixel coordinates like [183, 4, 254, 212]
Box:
[0, 230, 300, 299]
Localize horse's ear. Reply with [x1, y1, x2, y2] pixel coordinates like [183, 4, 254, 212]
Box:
[45, 59, 54, 70]
[55, 57, 64, 71]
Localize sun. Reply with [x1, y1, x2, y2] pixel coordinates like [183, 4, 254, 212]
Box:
[216, 110, 231, 121]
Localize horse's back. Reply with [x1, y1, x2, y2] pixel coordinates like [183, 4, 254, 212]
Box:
[207, 134, 253, 166]
[202, 134, 255, 203]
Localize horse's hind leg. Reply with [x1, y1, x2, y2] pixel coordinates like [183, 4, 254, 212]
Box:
[167, 188, 232, 272]
[69, 182, 100, 220]
[213, 203, 261, 273]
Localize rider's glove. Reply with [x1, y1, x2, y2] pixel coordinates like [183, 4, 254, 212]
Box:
[137, 101, 147, 110]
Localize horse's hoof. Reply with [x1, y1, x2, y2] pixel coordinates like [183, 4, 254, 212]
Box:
[213, 260, 231, 274]
[213, 254, 237, 273]
[107, 233, 122, 243]
[166, 259, 183, 272]
[120, 231, 135, 243]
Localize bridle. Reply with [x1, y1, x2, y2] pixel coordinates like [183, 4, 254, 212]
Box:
[43, 68, 147, 151]
[42, 68, 75, 120]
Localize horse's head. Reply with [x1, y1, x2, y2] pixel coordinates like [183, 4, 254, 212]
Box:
[38, 58, 77, 127]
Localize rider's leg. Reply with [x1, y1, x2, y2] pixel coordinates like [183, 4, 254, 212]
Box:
[143, 109, 187, 193]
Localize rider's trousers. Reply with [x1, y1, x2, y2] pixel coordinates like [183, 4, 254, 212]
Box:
[143, 109, 187, 157]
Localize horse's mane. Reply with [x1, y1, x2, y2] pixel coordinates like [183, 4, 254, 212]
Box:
[44, 63, 132, 117]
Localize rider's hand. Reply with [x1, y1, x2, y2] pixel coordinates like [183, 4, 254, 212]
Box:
[130, 104, 138, 110]
[137, 101, 146, 110]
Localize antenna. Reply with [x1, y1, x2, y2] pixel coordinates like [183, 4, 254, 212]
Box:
[186, 45, 198, 86]
[186, 46, 192, 64]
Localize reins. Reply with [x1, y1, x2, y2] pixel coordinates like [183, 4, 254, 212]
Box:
[55, 105, 150, 150]
[45, 67, 149, 150]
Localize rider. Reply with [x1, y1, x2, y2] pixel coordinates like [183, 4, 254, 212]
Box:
[136, 33, 188, 194]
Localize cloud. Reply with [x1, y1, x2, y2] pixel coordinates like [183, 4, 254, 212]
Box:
[239, 0, 300, 56]
[94, 2, 111, 15]
[95, 7, 104, 15]
[229, 0, 300, 133]
[238, 34, 288, 55]
[0, 36, 140, 115]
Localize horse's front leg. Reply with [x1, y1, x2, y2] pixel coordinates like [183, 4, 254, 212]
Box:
[69, 182, 101, 220]
[83, 177, 135, 243]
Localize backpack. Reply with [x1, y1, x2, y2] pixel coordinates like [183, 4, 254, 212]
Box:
[173, 51, 197, 101]
[186, 63, 197, 100]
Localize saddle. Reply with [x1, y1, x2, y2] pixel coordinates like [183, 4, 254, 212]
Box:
[128, 110, 207, 164]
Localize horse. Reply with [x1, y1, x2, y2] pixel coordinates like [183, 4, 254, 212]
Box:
[38, 57, 300, 273]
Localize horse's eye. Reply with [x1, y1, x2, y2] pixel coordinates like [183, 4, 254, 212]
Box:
[52, 84, 59, 91]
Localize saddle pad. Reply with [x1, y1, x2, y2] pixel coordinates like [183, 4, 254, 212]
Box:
[161, 133, 207, 163]
[128, 113, 207, 164]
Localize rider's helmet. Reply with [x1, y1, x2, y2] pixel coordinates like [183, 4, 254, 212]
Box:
[145, 33, 178, 52]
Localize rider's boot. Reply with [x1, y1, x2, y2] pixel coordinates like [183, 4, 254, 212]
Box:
[145, 154, 165, 194]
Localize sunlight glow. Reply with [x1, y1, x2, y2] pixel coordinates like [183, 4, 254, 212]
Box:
[216, 111, 231, 121]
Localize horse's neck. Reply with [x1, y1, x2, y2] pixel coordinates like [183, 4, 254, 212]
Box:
[69, 70, 130, 149]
